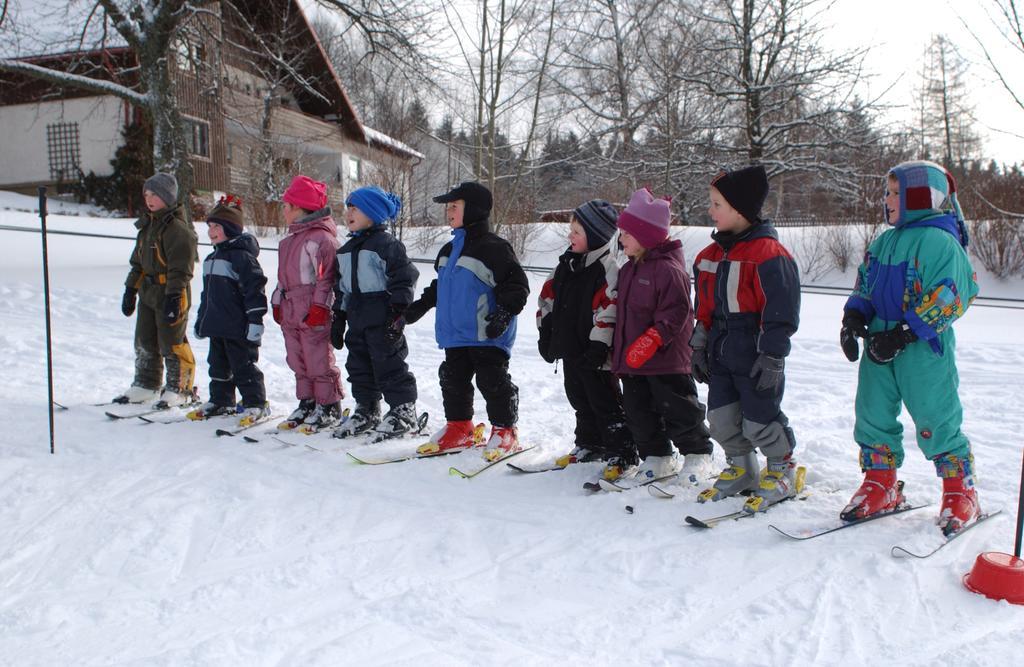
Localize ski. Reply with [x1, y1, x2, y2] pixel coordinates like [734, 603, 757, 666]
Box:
[347, 423, 486, 465]
[216, 413, 280, 438]
[346, 448, 464, 465]
[890, 510, 1003, 559]
[685, 493, 806, 529]
[597, 473, 679, 494]
[449, 446, 536, 479]
[648, 483, 676, 499]
[138, 409, 238, 425]
[506, 462, 566, 474]
[768, 503, 930, 541]
[53, 401, 69, 411]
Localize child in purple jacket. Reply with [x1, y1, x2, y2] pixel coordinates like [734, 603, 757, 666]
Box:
[608, 188, 713, 484]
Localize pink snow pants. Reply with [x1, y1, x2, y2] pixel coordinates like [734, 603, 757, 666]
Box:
[280, 285, 344, 404]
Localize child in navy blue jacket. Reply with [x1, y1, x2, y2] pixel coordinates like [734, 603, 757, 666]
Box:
[189, 196, 269, 426]
[403, 182, 531, 461]
[330, 186, 420, 441]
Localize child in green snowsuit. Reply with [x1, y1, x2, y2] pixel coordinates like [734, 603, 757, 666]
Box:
[839, 160, 980, 536]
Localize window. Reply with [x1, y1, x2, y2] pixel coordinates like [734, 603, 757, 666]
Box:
[348, 156, 361, 182]
[46, 122, 81, 181]
[174, 35, 206, 74]
[185, 118, 210, 158]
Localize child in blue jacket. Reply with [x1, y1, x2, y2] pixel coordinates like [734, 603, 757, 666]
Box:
[189, 196, 269, 426]
[403, 182, 531, 461]
[330, 186, 420, 440]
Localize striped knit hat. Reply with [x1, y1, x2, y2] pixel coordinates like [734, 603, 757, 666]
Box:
[617, 188, 671, 249]
[573, 199, 618, 250]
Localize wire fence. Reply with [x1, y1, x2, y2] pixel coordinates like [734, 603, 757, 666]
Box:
[2, 223, 1023, 310]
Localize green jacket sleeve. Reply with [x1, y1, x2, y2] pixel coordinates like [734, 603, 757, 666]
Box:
[905, 231, 978, 353]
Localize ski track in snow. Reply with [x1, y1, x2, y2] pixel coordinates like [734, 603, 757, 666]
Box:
[1, 205, 1023, 665]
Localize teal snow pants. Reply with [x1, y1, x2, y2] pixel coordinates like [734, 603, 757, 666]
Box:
[854, 328, 970, 467]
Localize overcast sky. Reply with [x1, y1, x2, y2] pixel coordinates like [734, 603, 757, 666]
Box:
[826, 0, 1024, 164]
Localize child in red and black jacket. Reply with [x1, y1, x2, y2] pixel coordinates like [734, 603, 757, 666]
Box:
[537, 200, 636, 469]
[692, 165, 801, 512]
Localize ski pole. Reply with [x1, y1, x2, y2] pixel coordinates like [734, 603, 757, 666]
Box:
[38, 186, 55, 455]
[1015, 448, 1024, 558]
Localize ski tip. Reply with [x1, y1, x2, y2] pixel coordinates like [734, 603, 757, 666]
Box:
[684, 516, 713, 529]
[624, 505, 634, 514]
[215, 429, 234, 437]
[448, 467, 469, 478]
[242, 436, 259, 443]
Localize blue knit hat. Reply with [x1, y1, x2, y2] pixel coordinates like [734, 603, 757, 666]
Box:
[346, 186, 402, 225]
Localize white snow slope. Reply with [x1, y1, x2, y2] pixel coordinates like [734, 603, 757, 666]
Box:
[1, 193, 1023, 665]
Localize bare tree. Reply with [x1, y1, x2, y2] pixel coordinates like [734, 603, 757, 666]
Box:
[678, 0, 872, 184]
[915, 34, 980, 168]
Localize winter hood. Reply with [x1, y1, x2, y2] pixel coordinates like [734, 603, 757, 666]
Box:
[287, 207, 337, 237]
[888, 160, 969, 247]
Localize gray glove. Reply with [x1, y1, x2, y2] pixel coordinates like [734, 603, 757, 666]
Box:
[750, 353, 784, 394]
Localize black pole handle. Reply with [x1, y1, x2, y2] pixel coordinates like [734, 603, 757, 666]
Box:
[38, 187, 55, 455]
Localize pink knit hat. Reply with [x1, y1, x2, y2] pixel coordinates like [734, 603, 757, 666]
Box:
[617, 188, 671, 248]
[282, 175, 328, 211]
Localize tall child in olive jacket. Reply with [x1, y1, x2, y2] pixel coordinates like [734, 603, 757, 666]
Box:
[609, 188, 713, 484]
[114, 172, 198, 408]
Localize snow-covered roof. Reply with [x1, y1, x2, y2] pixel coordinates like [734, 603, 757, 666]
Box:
[362, 125, 424, 161]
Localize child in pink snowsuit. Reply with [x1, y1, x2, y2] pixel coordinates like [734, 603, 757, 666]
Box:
[271, 175, 344, 430]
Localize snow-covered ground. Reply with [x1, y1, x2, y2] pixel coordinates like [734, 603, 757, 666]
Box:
[1, 192, 1023, 665]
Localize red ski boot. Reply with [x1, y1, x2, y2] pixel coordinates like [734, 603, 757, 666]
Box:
[482, 426, 520, 462]
[840, 468, 905, 521]
[934, 452, 980, 536]
[938, 475, 980, 536]
[417, 420, 481, 456]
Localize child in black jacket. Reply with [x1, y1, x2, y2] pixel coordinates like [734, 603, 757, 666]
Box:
[537, 200, 637, 470]
[330, 186, 420, 440]
[190, 196, 269, 426]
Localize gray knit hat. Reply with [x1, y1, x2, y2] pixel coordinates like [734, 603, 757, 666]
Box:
[574, 199, 619, 250]
[143, 172, 179, 207]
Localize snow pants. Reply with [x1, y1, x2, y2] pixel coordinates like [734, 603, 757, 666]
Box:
[707, 353, 794, 460]
[439, 346, 517, 427]
[344, 322, 417, 408]
[854, 331, 969, 467]
[280, 285, 343, 404]
[132, 288, 195, 394]
[562, 358, 634, 460]
[207, 337, 266, 408]
[621, 373, 712, 459]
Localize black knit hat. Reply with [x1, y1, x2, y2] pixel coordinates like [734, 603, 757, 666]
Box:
[574, 199, 618, 249]
[207, 194, 244, 238]
[711, 165, 769, 223]
[433, 181, 493, 225]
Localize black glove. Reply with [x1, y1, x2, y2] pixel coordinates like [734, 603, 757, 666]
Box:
[581, 341, 609, 368]
[840, 310, 868, 362]
[163, 292, 183, 324]
[484, 305, 513, 339]
[691, 346, 710, 384]
[750, 353, 785, 394]
[121, 287, 137, 317]
[331, 311, 347, 350]
[867, 321, 917, 364]
[384, 304, 406, 344]
[404, 299, 430, 324]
